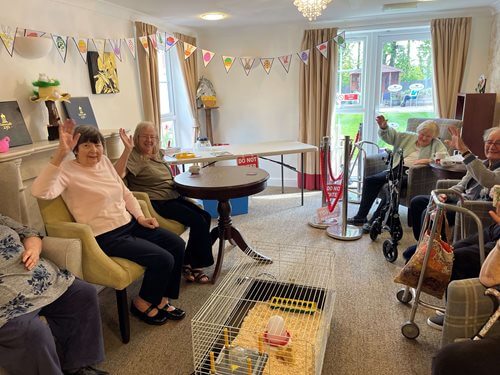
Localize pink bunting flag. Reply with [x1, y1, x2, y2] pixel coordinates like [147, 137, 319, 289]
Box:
[51, 34, 68, 62]
[297, 49, 310, 65]
[222, 56, 235, 73]
[240, 57, 255, 76]
[0, 25, 17, 57]
[73, 37, 88, 63]
[108, 39, 122, 61]
[183, 42, 197, 60]
[165, 34, 178, 52]
[278, 54, 292, 73]
[148, 34, 157, 50]
[125, 37, 136, 59]
[202, 49, 215, 67]
[260, 58, 274, 75]
[138, 36, 149, 55]
[316, 41, 328, 59]
[92, 38, 106, 58]
[24, 29, 45, 37]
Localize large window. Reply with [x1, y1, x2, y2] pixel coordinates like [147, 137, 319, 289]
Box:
[158, 50, 176, 148]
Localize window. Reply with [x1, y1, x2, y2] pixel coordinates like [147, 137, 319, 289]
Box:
[157, 50, 176, 148]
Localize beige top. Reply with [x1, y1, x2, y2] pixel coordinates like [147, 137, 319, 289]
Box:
[126, 149, 180, 201]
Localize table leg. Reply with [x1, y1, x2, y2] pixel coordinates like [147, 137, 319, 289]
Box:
[230, 226, 272, 263]
[301, 152, 305, 206]
[281, 155, 284, 194]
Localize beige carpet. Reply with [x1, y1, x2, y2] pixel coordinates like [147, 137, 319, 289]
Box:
[98, 188, 443, 374]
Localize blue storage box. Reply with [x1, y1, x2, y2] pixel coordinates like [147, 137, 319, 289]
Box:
[202, 196, 249, 218]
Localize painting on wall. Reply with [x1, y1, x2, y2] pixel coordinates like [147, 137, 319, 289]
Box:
[87, 51, 120, 94]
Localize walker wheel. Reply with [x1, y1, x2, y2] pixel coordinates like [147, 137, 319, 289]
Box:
[396, 289, 412, 304]
[401, 321, 420, 339]
[383, 239, 398, 262]
[369, 221, 381, 241]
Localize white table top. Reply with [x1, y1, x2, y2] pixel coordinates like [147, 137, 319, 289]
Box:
[164, 140, 317, 165]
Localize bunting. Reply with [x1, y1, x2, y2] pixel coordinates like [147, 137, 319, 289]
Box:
[148, 34, 157, 50]
[24, 29, 45, 37]
[109, 39, 122, 61]
[260, 58, 274, 75]
[92, 38, 106, 58]
[73, 37, 88, 63]
[278, 54, 292, 73]
[183, 42, 197, 60]
[240, 57, 255, 76]
[297, 49, 310, 65]
[138, 36, 149, 55]
[222, 56, 235, 73]
[51, 34, 68, 62]
[156, 31, 166, 51]
[0, 25, 17, 57]
[333, 31, 346, 48]
[165, 34, 178, 52]
[316, 41, 328, 59]
[125, 37, 136, 59]
[202, 49, 215, 67]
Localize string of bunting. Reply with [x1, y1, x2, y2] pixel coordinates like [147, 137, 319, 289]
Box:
[0, 25, 345, 76]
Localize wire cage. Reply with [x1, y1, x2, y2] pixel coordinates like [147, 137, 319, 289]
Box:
[192, 242, 336, 375]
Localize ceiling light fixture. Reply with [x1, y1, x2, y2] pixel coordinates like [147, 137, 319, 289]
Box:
[294, 0, 332, 21]
[200, 12, 227, 21]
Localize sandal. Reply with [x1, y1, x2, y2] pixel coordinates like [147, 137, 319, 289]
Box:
[182, 265, 195, 282]
[190, 268, 210, 284]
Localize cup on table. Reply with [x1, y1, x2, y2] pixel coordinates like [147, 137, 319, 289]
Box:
[433, 151, 448, 164]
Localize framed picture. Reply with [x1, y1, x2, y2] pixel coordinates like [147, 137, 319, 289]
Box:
[0, 101, 32, 147]
[87, 51, 120, 94]
[62, 97, 98, 128]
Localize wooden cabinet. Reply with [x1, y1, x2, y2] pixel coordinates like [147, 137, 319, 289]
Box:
[455, 93, 496, 159]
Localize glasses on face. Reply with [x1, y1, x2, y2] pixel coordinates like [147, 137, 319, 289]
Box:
[485, 140, 500, 147]
[139, 135, 158, 140]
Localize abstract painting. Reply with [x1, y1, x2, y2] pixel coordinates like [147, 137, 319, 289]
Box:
[87, 51, 120, 94]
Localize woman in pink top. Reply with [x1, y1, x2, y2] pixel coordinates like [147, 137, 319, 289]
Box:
[32, 121, 186, 326]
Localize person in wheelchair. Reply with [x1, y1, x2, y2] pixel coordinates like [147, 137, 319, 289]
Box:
[347, 115, 447, 232]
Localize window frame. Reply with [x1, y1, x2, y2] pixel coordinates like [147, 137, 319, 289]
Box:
[157, 50, 177, 147]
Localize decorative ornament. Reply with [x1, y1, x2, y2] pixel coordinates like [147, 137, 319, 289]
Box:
[294, 0, 332, 21]
[476, 74, 487, 94]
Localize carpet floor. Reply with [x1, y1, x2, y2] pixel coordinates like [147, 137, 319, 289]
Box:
[97, 187, 443, 374]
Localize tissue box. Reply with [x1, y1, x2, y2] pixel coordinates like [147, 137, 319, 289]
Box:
[203, 197, 248, 218]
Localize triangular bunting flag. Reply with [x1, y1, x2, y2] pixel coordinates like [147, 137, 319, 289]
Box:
[92, 38, 106, 58]
[222, 56, 235, 73]
[0, 25, 17, 57]
[278, 54, 292, 73]
[73, 37, 88, 63]
[108, 39, 122, 61]
[333, 31, 346, 48]
[148, 34, 157, 50]
[316, 41, 328, 59]
[165, 34, 178, 52]
[51, 34, 68, 62]
[183, 42, 197, 60]
[156, 31, 166, 51]
[260, 58, 274, 75]
[240, 57, 255, 76]
[125, 37, 136, 59]
[297, 49, 310, 65]
[24, 29, 45, 37]
[138, 36, 149, 55]
[202, 49, 215, 67]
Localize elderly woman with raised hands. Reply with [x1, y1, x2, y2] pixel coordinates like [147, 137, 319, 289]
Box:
[32, 120, 186, 326]
[114, 122, 214, 284]
[0, 213, 108, 375]
[347, 115, 448, 229]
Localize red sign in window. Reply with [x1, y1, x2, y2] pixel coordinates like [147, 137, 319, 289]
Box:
[343, 93, 359, 101]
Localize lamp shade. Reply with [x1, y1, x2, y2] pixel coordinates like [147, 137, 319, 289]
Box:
[14, 36, 52, 59]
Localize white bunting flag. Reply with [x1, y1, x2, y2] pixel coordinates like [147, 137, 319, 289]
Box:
[278, 54, 292, 73]
[222, 56, 235, 73]
[92, 38, 106, 58]
[108, 39, 122, 61]
[148, 34, 157, 50]
[0, 25, 16, 57]
[183, 42, 197, 60]
[316, 41, 328, 59]
[138, 36, 149, 55]
[260, 58, 274, 75]
[297, 49, 310, 65]
[201, 49, 215, 67]
[333, 31, 346, 48]
[73, 37, 88, 63]
[125, 37, 136, 59]
[165, 34, 178, 52]
[156, 31, 166, 51]
[51, 34, 68, 62]
[240, 57, 255, 76]
[24, 29, 45, 37]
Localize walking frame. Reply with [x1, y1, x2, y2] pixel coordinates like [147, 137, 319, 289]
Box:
[396, 189, 485, 339]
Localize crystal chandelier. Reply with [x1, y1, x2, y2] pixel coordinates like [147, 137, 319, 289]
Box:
[294, 0, 332, 21]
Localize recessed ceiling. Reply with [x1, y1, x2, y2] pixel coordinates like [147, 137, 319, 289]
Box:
[102, 0, 497, 29]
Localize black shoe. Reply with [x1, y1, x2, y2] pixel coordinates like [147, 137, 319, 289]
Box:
[346, 217, 367, 226]
[130, 303, 168, 325]
[64, 366, 109, 375]
[161, 303, 186, 320]
[427, 315, 444, 331]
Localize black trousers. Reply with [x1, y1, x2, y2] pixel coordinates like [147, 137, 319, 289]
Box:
[152, 197, 214, 269]
[96, 219, 185, 305]
[0, 279, 104, 375]
[409, 195, 457, 241]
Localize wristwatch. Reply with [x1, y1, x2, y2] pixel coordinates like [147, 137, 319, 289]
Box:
[461, 149, 471, 157]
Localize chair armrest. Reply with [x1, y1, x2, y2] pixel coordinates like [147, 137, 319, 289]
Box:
[405, 165, 437, 202]
[442, 278, 500, 347]
[454, 200, 495, 240]
[436, 179, 461, 190]
[42, 237, 83, 279]
[363, 152, 388, 177]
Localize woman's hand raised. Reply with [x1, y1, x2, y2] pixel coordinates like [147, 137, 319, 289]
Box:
[50, 119, 80, 166]
[119, 128, 134, 152]
[445, 125, 468, 153]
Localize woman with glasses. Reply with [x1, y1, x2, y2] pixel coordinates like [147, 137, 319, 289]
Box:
[114, 122, 214, 284]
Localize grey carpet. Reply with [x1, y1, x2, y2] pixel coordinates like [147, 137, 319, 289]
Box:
[98, 188, 442, 374]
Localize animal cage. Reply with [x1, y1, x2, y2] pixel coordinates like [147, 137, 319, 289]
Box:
[192, 242, 336, 375]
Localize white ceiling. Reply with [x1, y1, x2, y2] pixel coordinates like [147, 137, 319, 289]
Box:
[102, 0, 498, 29]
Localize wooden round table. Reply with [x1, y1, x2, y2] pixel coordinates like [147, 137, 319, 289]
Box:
[429, 162, 467, 180]
[174, 166, 272, 283]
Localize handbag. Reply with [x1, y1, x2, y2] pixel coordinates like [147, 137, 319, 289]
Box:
[394, 212, 454, 299]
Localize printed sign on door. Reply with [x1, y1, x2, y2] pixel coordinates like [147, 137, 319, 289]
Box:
[237, 154, 259, 168]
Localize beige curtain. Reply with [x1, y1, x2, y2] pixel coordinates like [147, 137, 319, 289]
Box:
[431, 17, 471, 118]
[299, 28, 338, 190]
[135, 21, 161, 128]
[175, 33, 199, 143]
